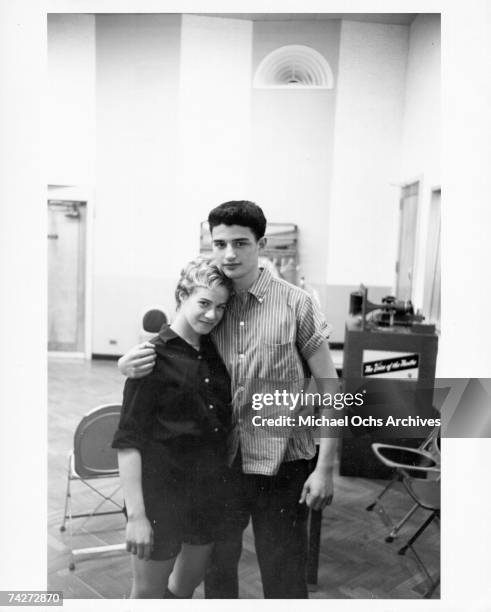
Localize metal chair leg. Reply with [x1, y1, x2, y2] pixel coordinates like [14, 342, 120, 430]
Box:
[397, 510, 439, 598]
[67, 481, 75, 570]
[385, 502, 420, 542]
[61, 473, 124, 571]
[60, 454, 72, 532]
[397, 512, 437, 555]
[366, 474, 399, 511]
[73, 484, 122, 532]
[424, 576, 440, 598]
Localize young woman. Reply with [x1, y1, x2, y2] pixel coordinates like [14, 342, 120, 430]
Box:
[112, 257, 233, 598]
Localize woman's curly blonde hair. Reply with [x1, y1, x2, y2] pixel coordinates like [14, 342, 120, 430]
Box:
[174, 256, 233, 308]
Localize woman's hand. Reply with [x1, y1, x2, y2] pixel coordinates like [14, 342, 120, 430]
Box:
[125, 514, 154, 560]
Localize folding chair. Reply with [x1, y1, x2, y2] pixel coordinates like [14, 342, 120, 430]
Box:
[369, 444, 441, 597]
[366, 426, 440, 542]
[397, 476, 440, 598]
[60, 403, 126, 570]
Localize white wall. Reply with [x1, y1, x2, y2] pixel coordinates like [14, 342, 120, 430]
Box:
[399, 14, 441, 309]
[327, 20, 409, 287]
[47, 14, 441, 353]
[249, 20, 340, 284]
[93, 14, 253, 354]
[177, 15, 252, 215]
[93, 14, 182, 353]
[47, 14, 96, 185]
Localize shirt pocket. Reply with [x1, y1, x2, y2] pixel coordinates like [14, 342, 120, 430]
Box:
[262, 317, 296, 346]
[260, 341, 302, 382]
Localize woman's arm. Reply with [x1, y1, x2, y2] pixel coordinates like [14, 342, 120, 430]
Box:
[118, 448, 154, 560]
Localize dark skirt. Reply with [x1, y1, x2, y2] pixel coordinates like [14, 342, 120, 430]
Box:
[138, 440, 229, 560]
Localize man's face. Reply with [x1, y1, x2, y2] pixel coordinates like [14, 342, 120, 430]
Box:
[211, 224, 265, 282]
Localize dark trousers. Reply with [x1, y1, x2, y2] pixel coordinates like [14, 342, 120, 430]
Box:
[205, 455, 310, 599]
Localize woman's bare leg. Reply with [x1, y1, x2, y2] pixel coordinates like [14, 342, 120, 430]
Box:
[130, 555, 175, 598]
[168, 543, 214, 598]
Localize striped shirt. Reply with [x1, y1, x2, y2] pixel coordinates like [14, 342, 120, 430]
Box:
[211, 267, 331, 475]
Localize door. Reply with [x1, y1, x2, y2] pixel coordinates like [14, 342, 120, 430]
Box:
[47, 200, 86, 352]
[423, 188, 441, 329]
[395, 182, 419, 301]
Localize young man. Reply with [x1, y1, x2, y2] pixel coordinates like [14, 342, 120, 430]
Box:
[118, 201, 338, 598]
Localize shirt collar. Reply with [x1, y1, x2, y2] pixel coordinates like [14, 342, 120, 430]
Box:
[154, 323, 179, 345]
[239, 267, 273, 303]
[153, 323, 213, 352]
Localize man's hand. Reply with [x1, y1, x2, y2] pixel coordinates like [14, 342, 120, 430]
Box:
[125, 514, 154, 560]
[118, 342, 156, 378]
[299, 468, 334, 511]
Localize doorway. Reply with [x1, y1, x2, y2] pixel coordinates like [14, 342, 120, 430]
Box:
[423, 188, 441, 329]
[395, 182, 419, 301]
[47, 200, 87, 352]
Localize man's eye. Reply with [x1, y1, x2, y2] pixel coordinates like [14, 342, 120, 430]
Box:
[213, 243, 225, 249]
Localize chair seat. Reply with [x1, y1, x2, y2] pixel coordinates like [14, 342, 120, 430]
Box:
[404, 478, 440, 511]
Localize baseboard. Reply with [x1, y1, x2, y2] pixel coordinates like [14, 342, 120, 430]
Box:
[91, 353, 121, 361]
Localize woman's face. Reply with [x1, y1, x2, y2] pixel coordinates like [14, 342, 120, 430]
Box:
[179, 285, 229, 336]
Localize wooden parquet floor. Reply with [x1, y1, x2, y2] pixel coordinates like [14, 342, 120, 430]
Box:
[48, 357, 440, 599]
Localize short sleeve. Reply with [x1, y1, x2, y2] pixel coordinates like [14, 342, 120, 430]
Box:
[111, 377, 159, 452]
[295, 292, 332, 360]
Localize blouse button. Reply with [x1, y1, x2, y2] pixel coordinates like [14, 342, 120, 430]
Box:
[214, 427, 219, 432]
[204, 378, 210, 383]
[197, 355, 202, 360]
[209, 404, 214, 410]
[239, 321, 245, 326]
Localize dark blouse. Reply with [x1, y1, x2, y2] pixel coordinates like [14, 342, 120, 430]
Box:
[112, 324, 232, 475]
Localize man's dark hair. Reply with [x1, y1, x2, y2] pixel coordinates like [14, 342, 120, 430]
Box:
[208, 200, 267, 241]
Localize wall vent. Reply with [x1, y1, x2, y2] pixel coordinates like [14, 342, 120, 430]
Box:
[253, 45, 334, 90]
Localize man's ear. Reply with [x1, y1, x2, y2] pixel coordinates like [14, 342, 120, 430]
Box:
[258, 236, 267, 251]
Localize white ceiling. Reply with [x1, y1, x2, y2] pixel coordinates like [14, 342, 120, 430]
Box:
[191, 13, 420, 26]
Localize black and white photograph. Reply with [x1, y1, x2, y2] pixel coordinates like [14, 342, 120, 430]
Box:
[1, 0, 491, 610]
